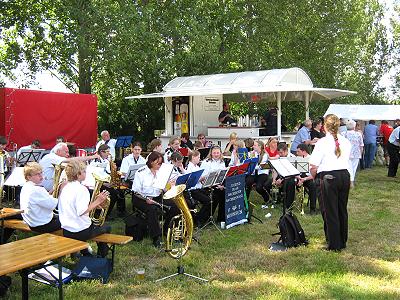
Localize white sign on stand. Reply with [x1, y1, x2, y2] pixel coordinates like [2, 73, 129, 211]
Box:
[204, 98, 220, 111]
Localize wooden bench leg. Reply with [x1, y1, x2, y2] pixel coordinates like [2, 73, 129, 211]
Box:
[20, 269, 29, 300]
[110, 244, 115, 272]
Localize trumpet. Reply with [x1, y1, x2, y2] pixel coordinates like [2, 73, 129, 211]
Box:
[89, 173, 111, 226]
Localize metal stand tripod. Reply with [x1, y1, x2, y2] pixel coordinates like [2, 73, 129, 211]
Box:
[155, 239, 208, 283]
[196, 188, 224, 236]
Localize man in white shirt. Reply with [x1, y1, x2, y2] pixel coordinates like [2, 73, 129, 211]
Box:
[40, 142, 99, 192]
[120, 142, 146, 180]
[96, 130, 117, 160]
[17, 139, 41, 157]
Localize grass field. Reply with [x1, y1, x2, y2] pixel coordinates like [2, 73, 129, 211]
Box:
[4, 166, 400, 299]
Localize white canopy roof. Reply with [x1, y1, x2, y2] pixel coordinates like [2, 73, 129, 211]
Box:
[126, 67, 356, 101]
[324, 104, 400, 121]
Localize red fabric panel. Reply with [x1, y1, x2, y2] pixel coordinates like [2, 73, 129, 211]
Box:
[1, 88, 98, 150]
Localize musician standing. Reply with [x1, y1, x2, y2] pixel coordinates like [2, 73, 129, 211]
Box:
[310, 114, 351, 251]
[58, 160, 111, 257]
[387, 126, 400, 177]
[96, 130, 117, 160]
[20, 162, 61, 233]
[290, 120, 318, 155]
[39, 143, 98, 192]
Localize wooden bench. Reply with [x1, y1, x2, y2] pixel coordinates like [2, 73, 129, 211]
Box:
[3, 219, 133, 270]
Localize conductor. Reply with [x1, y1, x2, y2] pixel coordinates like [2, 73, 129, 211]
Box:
[218, 102, 236, 125]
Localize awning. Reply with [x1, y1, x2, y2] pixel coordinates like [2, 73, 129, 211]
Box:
[126, 67, 356, 101]
[324, 104, 400, 120]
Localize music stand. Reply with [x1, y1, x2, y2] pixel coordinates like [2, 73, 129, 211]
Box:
[17, 149, 45, 166]
[198, 169, 228, 236]
[126, 164, 145, 181]
[175, 173, 191, 186]
[115, 136, 132, 148]
[268, 158, 300, 252]
[198, 148, 210, 160]
[185, 170, 204, 189]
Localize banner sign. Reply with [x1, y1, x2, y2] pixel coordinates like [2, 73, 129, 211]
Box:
[224, 174, 248, 229]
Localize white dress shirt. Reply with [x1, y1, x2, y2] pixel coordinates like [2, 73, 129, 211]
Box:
[131, 166, 162, 198]
[20, 181, 58, 227]
[120, 154, 146, 175]
[58, 181, 91, 232]
[96, 139, 117, 160]
[39, 152, 66, 191]
[89, 157, 111, 174]
[201, 158, 226, 177]
[254, 153, 269, 175]
[309, 132, 351, 174]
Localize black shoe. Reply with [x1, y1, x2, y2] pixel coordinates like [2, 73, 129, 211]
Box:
[152, 236, 162, 248]
[310, 209, 317, 215]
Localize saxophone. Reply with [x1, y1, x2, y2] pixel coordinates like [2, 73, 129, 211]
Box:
[52, 163, 65, 198]
[291, 183, 305, 215]
[109, 158, 122, 188]
[164, 184, 193, 259]
[89, 172, 111, 226]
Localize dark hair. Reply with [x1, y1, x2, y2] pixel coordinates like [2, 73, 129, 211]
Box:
[277, 142, 287, 152]
[56, 136, 65, 142]
[170, 151, 183, 162]
[146, 151, 163, 168]
[296, 143, 310, 154]
[131, 141, 142, 148]
[31, 139, 41, 147]
[381, 120, 388, 124]
[312, 119, 322, 129]
[181, 133, 190, 140]
[369, 120, 375, 124]
[0, 136, 7, 145]
[98, 144, 110, 152]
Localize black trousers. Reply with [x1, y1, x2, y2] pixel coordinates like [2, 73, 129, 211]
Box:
[387, 142, 400, 177]
[245, 174, 272, 203]
[0, 214, 22, 244]
[280, 177, 295, 209]
[29, 216, 61, 233]
[63, 223, 111, 257]
[188, 189, 211, 225]
[317, 169, 350, 251]
[300, 175, 317, 211]
[101, 186, 125, 216]
[211, 188, 226, 222]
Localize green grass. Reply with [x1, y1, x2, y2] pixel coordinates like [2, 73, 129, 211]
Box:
[4, 167, 400, 299]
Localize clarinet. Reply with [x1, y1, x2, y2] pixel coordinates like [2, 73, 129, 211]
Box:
[133, 192, 171, 211]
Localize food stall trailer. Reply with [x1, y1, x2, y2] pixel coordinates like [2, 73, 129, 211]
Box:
[127, 68, 356, 148]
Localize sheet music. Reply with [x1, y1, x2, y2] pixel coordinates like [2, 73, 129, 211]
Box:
[81, 166, 105, 189]
[17, 149, 45, 165]
[269, 158, 300, 178]
[126, 164, 145, 180]
[286, 157, 310, 173]
[4, 167, 26, 186]
[214, 169, 228, 185]
[153, 163, 174, 190]
[203, 170, 219, 188]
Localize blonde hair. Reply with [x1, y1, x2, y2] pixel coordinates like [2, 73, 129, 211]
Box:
[24, 162, 42, 180]
[148, 138, 162, 152]
[324, 114, 341, 157]
[229, 132, 238, 141]
[188, 149, 200, 162]
[267, 137, 278, 147]
[65, 160, 86, 181]
[206, 145, 223, 162]
[254, 140, 266, 164]
[234, 139, 245, 148]
[168, 136, 180, 146]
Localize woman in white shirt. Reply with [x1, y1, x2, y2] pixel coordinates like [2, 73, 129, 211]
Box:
[185, 150, 211, 226]
[245, 140, 272, 204]
[58, 160, 111, 257]
[20, 162, 61, 233]
[131, 152, 179, 247]
[201, 146, 226, 222]
[310, 114, 351, 251]
[228, 140, 245, 167]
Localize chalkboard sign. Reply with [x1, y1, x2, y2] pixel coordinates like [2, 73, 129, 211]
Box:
[224, 174, 248, 229]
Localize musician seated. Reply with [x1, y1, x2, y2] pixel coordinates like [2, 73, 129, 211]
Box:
[273, 143, 296, 209]
[245, 140, 272, 204]
[40, 142, 99, 192]
[17, 139, 41, 158]
[228, 140, 245, 167]
[90, 144, 123, 219]
[185, 150, 211, 227]
[120, 142, 146, 184]
[170, 152, 186, 179]
[20, 162, 61, 233]
[201, 146, 226, 222]
[164, 136, 181, 163]
[296, 143, 317, 214]
[0, 136, 12, 176]
[180, 133, 194, 150]
[58, 160, 111, 257]
[131, 152, 179, 248]
[265, 137, 280, 159]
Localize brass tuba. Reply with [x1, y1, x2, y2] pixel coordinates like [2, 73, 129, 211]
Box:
[164, 184, 193, 259]
[52, 163, 66, 198]
[89, 172, 111, 226]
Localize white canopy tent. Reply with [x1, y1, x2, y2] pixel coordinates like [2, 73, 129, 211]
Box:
[127, 68, 356, 137]
[324, 104, 400, 121]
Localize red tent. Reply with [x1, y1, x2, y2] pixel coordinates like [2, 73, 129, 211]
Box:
[0, 88, 98, 150]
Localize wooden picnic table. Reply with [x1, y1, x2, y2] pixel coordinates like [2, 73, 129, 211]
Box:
[0, 207, 23, 243]
[0, 233, 88, 300]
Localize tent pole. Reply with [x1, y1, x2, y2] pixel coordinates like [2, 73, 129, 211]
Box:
[305, 91, 310, 120]
[277, 92, 282, 138]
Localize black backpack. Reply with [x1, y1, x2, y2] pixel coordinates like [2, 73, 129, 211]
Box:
[275, 212, 308, 248]
[124, 212, 147, 241]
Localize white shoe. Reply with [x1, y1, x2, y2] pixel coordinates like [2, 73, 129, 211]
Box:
[261, 205, 268, 209]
